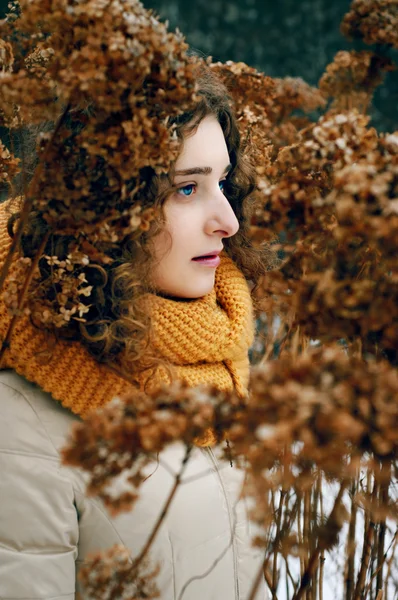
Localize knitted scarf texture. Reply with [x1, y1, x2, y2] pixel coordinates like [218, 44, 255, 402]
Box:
[0, 200, 254, 420]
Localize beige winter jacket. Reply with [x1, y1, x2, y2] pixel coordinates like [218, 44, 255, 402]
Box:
[0, 370, 266, 600]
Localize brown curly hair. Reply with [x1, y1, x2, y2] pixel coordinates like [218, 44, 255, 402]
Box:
[12, 66, 270, 377]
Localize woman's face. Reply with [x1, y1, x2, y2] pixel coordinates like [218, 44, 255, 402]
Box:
[151, 115, 239, 299]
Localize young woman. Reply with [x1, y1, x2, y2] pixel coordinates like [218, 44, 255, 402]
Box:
[0, 70, 267, 599]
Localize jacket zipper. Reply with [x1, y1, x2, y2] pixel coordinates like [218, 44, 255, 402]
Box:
[206, 447, 240, 600]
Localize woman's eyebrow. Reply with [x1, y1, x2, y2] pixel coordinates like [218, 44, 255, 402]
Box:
[174, 163, 232, 177]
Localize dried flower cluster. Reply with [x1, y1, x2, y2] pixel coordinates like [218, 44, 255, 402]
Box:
[0, 0, 199, 234]
[78, 546, 160, 600]
[341, 0, 398, 48]
[245, 347, 398, 473]
[263, 77, 327, 149]
[0, 144, 19, 197]
[64, 343, 398, 513]
[255, 115, 398, 355]
[260, 111, 375, 231]
[37, 251, 93, 326]
[319, 50, 394, 113]
[62, 384, 229, 510]
[212, 61, 326, 153]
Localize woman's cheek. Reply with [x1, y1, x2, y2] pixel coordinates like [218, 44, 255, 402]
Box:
[167, 202, 195, 235]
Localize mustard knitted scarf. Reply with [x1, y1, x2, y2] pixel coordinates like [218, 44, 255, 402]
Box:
[0, 200, 254, 419]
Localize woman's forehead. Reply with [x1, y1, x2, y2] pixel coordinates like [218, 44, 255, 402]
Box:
[174, 115, 229, 171]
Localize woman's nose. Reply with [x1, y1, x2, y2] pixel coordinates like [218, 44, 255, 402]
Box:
[206, 187, 239, 238]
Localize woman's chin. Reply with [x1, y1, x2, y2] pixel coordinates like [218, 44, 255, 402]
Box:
[163, 277, 215, 300]
[182, 271, 216, 298]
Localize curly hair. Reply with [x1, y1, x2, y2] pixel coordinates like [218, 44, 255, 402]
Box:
[10, 65, 270, 378]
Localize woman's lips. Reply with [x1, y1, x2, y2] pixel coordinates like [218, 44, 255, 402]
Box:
[191, 254, 221, 268]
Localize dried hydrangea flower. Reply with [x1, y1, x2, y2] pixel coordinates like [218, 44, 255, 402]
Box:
[341, 0, 398, 48]
[319, 50, 394, 113]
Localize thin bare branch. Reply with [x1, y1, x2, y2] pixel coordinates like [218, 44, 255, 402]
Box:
[353, 476, 378, 600]
[345, 476, 359, 600]
[292, 480, 349, 600]
[132, 445, 193, 569]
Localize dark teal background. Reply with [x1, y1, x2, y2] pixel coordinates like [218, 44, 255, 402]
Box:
[143, 0, 397, 132]
[1, 0, 397, 131]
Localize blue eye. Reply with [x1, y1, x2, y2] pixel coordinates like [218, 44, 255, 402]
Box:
[177, 184, 195, 196]
[219, 179, 226, 192]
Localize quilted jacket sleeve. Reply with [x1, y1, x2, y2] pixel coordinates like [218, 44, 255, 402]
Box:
[0, 380, 78, 600]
